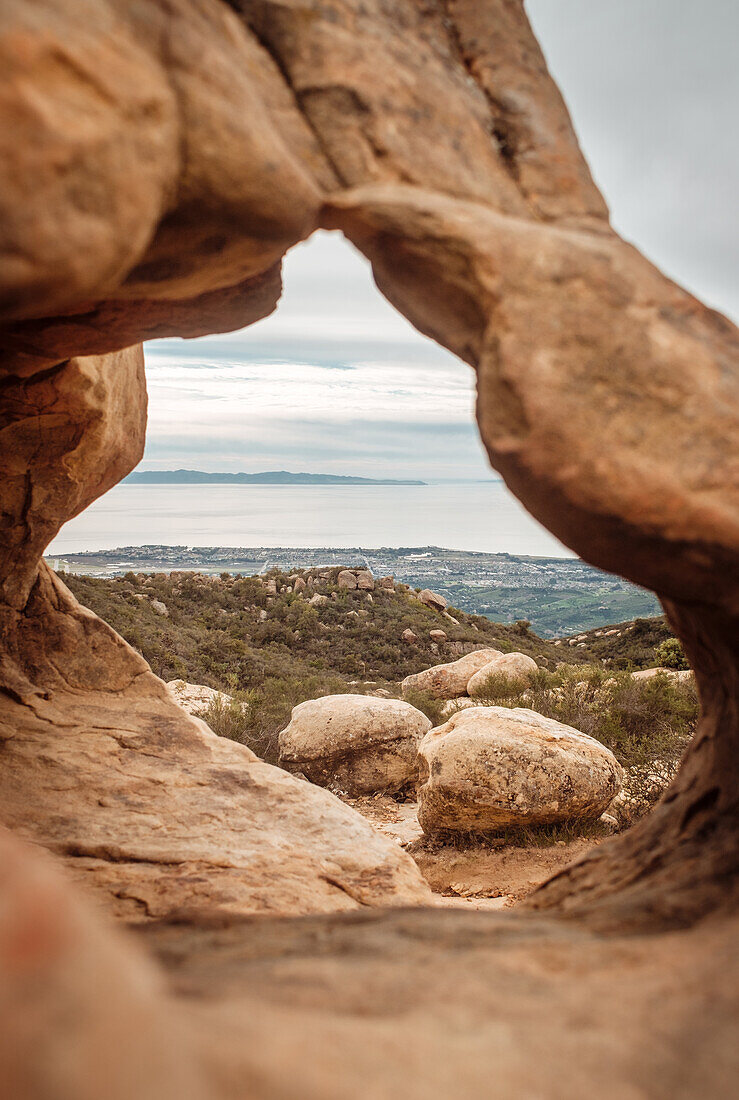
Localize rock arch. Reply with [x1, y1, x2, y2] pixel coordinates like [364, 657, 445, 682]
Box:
[0, 0, 737, 1092]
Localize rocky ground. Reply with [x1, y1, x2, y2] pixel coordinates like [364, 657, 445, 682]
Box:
[344, 793, 602, 909]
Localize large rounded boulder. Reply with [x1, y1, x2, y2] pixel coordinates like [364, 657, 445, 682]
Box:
[401, 649, 504, 700]
[467, 652, 539, 696]
[279, 694, 432, 795]
[417, 706, 623, 833]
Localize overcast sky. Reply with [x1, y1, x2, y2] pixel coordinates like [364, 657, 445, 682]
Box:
[143, 0, 738, 478]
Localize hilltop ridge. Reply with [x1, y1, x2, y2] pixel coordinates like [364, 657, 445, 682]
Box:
[124, 469, 426, 485]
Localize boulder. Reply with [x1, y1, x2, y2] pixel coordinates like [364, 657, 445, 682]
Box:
[417, 707, 623, 833]
[279, 694, 432, 794]
[378, 576, 395, 589]
[338, 570, 358, 590]
[150, 598, 169, 616]
[429, 629, 447, 642]
[356, 571, 375, 590]
[401, 649, 504, 700]
[167, 679, 231, 715]
[467, 652, 539, 695]
[631, 667, 694, 683]
[402, 628, 418, 643]
[418, 588, 447, 611]
[309, 593, 328, 607]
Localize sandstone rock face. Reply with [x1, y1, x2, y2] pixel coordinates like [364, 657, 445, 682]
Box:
[402, 649, 504, 700]
[0, 0, 738, 1090]
[0, 569, 431, 921]
[417, 707, 623, 833]
[418, 589, 447, 611]
[279, 694, 431, 795]
[0, 827, 209, 1100]
[166, 680, 231, 715]
[467, 652, 540, 695]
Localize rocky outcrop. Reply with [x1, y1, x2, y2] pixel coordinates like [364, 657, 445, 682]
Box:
[401, 649, 504, 700]
[279, 694, 431, 794]
[0, 568, 431, 921]
[631, 667, 694, 683]
[467, 652, 539, 695]
[418, 589, 447, 611]
[417, 707, 623, 833]
[337, 570, 358, 590]
[166, 679, 231, 715]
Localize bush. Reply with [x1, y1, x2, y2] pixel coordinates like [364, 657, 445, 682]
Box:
[470, 664, 697, 772]
[197, 673, 350, 764]
[401, 687, 448, 728]
[654, 638, 690, 670]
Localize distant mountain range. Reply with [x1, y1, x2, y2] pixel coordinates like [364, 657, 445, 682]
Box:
[124, 469, 426, 486]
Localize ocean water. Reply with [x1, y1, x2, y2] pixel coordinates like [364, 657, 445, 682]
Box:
[47, 482, 574, 558]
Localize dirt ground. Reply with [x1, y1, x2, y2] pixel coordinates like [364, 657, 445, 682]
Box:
[345, 794, 601, 909]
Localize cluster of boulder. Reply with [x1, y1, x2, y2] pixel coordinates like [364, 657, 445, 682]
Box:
[401, 647, 539, 702]
[261, 569, 395, 598]
[271, 649, 623, 835]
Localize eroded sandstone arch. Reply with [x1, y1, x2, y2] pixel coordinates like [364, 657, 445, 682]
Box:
[0, 0, 737, 1037]
[2, 1, 738, 1094]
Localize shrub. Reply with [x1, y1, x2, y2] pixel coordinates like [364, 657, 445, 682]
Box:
[471, 664, 697, 771]
[654, 638, 690, 670]
[197, 673, 349, 764]
[401, 687, 447, 728]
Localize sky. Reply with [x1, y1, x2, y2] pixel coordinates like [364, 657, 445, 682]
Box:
[142, 0, 739, 480]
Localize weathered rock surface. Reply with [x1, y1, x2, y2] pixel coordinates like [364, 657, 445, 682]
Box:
[467, 652, 540, 695]
[4, 823, 738, 1100]
[279, 694, 431, 794]
[0, 569, 431, 921]
[0, 827, 209, 1100]
[337, 570, 358, 590]
[0, 0, 738, 1092]
[166, 679, 231, 715]
[417, 707, 623, 833]
[402, 649, 504, 700]
[418, 589, 447, 611]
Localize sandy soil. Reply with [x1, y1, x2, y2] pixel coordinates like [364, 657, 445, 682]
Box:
[345, 794, 601, 908]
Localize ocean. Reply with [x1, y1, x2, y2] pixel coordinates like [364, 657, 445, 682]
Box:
[47, 482, 573, 558]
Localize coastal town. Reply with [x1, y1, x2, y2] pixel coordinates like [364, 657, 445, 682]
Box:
[50, 544, 659, 636]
